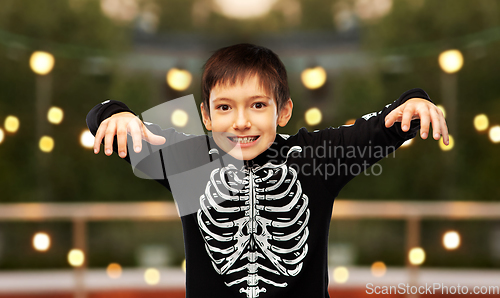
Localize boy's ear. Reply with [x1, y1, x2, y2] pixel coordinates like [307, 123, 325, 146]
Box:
[277, 98, 293, 127]
[200, 102, 212, 131]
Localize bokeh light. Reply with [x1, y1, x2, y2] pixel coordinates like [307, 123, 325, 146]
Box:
[68, 249, 85, 267]
[171, 109, 189, 127]
[401, 138, 413, 147]
[305, 108, 322, 126]
[473, 114, 489, 132]
[489, 125, 500, 143]
[80, 130, 95, 148]
[166, 68, 192, 91]
[47, 107, 64, 124]
[214, 0, 277, 19]
[181, 259, 187, 272]
[30, 51, 55, 75]
[32, 232, 50, 252]
[301, 66, 327, 89]
[333, 266, 349, 283]
[371, 261, 387, 277]
[439, 134, 454, 151]
[100, 0, 139, 22]
[107, 263, 122, 279]
[39, 136, 55, 153]
[408, 247, 425, 265]
[437, 105, 446, 118]
[144, 268, 160, 285]
[443, 231, 460, 250]
[0, 128, 4, 144]
[438, 49, 464, 74]
[4, 115, 20, 133]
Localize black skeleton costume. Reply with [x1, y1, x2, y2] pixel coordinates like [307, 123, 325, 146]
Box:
[86, 88, 430, 298]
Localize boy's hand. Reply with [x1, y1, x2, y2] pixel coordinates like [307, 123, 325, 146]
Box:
[384, 98, 450, 145]
[93, 112, 166, 158]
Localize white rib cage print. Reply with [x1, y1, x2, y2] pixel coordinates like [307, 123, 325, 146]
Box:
[197, 146, 310, 298]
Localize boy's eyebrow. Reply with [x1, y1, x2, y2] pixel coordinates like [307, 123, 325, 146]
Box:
[213, 95, 271, 102]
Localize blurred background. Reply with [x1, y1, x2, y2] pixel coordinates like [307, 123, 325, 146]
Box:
[0, 0, 499, 297]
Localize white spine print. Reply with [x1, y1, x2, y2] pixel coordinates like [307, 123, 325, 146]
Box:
[197, 146, 309, 297]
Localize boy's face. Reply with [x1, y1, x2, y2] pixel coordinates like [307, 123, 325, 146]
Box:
[201, 75, 292, 161]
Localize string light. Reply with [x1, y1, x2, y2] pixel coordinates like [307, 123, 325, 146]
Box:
[39, 136, 55, 153]
[68, 249, 85, 267]
[443, 231, 460, 250]
[301, 66, 327, 89]
[47, 107, 64, 124]
[371, 261, 387, 277]
[473, 114, 489, 132]
[107, 263, 122, 279]
[33, 232, 51, 252]
[439, 135, 454, 151]
[166, 68, 192, 91]
[144, 268, 160, 285]
[30, 51, 55, 75]
[80, 130, 95, 148]
[333, 266, 349, 283]
[408, 247, 425, 265]
[438, 50, 464, 73]
[4, 116, 20, 133]
[171, 109, 189, 127]
[305, 108, 322, 126]
[489, 125, 500, 143]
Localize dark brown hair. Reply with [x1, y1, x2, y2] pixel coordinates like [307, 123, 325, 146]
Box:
[201, 43, 290, 114]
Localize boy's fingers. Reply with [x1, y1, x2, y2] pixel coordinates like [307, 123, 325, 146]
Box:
[401, 105, 414, 132]
[116, 122, 128, 158]
[104, 121, 117, 156]
[384, 110, 399, 128]
[441, 115, 450, 145]
[93, 121, 108, 154]
[128, 120, 143, 153]
[144, 126, 166, 145]
[429, 108, 442, 140]
[418, 107, 431, 139]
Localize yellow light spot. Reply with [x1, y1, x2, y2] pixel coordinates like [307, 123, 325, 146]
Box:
[401, 138, 413, 147]
[301, 66, 327, 89]
[436, 105, 446, 118]
[68, 249, 85, 267]
[443, 231, 460, 250]
[182, 259, 186, 272]
[33, 232, 50, 252]
[47, 107, 64, 124]
[439, 134, 454, 151]
[371, 261, 387, 277]
[408, 247, 425, 265]
[166, 68, 192, 91]
[5, 116, 20, 133]
[333, 266, 349, 284]
[144, 268, 160, 285]
[438, 49, 463, 74]
[473, 114, 489, 132]
[107, 263, 122, 279]
[80, 130, 95, 148]
[171, 109, 189, 127]
[30, 51, 55, 75]
[39, 136, 55, 153]
[345, 119, 356, 126]
[305, 108, 322, 126]
[0, 128, 4, 144]
[489, 125, 500, 143]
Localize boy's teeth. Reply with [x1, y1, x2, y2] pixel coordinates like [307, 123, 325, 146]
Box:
[230, 136, 258, 143]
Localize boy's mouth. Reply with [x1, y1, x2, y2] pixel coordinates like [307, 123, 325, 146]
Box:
[227, 135, 260, 144]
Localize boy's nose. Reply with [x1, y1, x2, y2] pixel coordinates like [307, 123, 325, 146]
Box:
[232, 112, 251, 130]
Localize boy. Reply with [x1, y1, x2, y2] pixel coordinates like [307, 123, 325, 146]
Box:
[87, 43, 448, 298]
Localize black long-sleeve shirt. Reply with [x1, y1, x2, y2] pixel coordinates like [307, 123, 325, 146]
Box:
[86, 88, 430, 298]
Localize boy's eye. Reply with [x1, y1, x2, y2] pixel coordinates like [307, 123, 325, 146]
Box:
[216, 104, 230, 111]
[253, 102, 266, 109]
